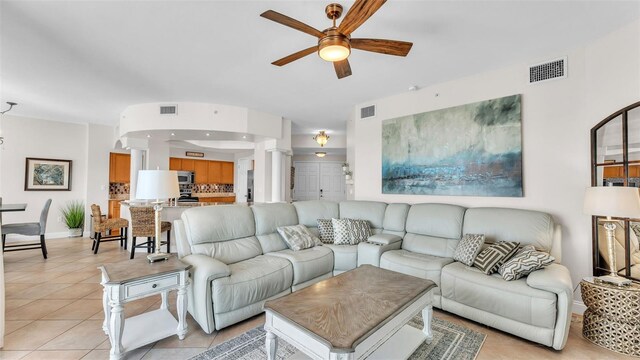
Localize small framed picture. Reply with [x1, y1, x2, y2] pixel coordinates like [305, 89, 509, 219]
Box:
[25, 158, 72, 191]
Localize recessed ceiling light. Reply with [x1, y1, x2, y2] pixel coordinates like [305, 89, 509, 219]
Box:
[146, 134, 151, 138]
[206, 133, 210, 137]
[170, 133, 175, 136]
[242, 135, 247, 139]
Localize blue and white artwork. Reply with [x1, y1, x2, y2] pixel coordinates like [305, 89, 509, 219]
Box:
[382, 94, 523, 197]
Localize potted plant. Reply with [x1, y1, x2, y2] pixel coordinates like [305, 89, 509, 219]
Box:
[61, 200, 85, 237]
[344, 171, 353, 181]
[342, 163, 349, 173]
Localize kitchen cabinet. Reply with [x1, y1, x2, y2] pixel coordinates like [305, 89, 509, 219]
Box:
[221, 162, 234, 184]
[194, 160, 209, 184]
[169, 158, 182, 171]
[180, 159, 195, 171]
[109, 153, 131, 183]
[198, 196, 236, 203]
[208, 161, 222, 184]
[603, 166, 624, 178]
[630, 165, 640, 178]
[108, 200, 121, 219]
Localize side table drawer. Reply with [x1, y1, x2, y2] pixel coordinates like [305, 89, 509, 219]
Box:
[125, 274, 180, 299]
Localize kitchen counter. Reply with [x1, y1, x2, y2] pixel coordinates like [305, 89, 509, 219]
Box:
[191, 193, 236, 198]
[122, 201, 241, 208]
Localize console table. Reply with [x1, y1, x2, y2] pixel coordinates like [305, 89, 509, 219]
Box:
[99, 257, 191, 360]
[580, 277, 640, 357]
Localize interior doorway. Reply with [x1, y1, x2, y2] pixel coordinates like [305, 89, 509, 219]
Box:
[293, 161, 345, 201]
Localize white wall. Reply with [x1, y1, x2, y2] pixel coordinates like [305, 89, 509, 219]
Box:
[349, 20, 640, 304]
[292, 155, 346, 162]
[0, 116, 90, 237]
[169, 148, 235, 162]
[85, 124, 118, 228]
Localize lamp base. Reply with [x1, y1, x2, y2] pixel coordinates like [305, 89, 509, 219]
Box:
[595, 275, 632, 287]
[147, 252, 170, 263]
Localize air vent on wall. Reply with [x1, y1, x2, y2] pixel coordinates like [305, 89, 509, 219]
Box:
[529, 57, 567, 84]
[360, 105, 376, 119]
[159, 105, 178, 115]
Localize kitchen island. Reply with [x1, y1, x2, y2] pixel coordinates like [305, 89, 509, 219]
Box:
[119, 200, 246, 255]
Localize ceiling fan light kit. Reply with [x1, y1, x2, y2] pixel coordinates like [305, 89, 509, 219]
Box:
[261, 0, 412, 79]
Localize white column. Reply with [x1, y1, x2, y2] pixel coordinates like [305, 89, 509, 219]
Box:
[271, 150, 284, 203]
[129, 149, 144, 200]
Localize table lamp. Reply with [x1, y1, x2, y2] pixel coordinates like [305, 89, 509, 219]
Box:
[136, 170, 180, 262]
[583, 186, 640, 286]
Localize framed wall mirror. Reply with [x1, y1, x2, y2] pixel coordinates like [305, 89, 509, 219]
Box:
[591, 101, 640, 281]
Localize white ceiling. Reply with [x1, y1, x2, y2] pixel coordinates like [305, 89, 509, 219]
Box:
[1, 1, 639, 135]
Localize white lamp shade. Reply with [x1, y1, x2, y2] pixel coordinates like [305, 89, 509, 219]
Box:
[136, 170, 180, 200]
[583, 186, 640, 218]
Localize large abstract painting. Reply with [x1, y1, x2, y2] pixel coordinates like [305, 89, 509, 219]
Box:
[382, 94, 522, 197]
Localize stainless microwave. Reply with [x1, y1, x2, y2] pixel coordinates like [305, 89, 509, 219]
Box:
[177, 171, 194, 185]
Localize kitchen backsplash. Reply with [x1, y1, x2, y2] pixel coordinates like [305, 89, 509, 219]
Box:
[181, 184, 234, 193]
[109, 182, 130, 195]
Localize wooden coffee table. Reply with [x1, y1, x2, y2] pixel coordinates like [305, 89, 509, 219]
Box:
[264, 265, 436, 360]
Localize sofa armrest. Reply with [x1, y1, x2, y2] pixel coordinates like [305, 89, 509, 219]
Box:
[526, 263, 573, 350]
[358, 240, 402, 267]
[181, 254, 231, 334]
[367, 233, 402, 245]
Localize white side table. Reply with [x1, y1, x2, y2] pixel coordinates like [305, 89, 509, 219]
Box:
[99, 256, 191, 360]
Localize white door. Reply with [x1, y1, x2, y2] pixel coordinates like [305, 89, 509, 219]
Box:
[320, 163, 346, 201]
[236, 158, 250, 203]
[293, 162, 320, 200]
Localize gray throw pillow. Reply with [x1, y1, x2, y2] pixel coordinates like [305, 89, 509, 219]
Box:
[331, 218, 371, 245]
[276, 225, 321, 251]
[499, 250, 555, 281]
[473, 241, 520, 274]
[453, 234, 485, 266]
[317, 219, 334, 244]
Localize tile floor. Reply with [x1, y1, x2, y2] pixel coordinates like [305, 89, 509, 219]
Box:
[0, 237, 634, 359]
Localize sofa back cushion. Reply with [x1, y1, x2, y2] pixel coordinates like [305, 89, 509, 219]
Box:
[463, 207, 555, 253]
[383, 203, 410, 237]
[403, 203, 466, 257]
[251, 203, 299, 253]
[339, 201, 387, 234]
[181, 205, 261, 264]
[293, 200, 339, 236]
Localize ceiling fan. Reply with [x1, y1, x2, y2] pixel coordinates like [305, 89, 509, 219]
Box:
[260, 0, 413, 79]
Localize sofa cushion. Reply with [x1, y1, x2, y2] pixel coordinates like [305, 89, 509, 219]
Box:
[191, 236, 263, 265]
[293, 200, 339, 231]
[317, 219, 334, 244]
[403, 204, 466, 257]
[383, 203, 410, 236]
[380, 249, 454, 293]
[266, 246, 334, 286]
[453, 234, 485, 266]
[500, 250, 555, 281]
[276, 225, 321, 251]
[463, 208, 555, 253]
[251, 203, 298, 253]
[324, 244, 358, 272]
[182, 205, 255, 245]
[441, 262, 557, 329]
[339, 201, 387, 231]
[211, 255, 293, 313]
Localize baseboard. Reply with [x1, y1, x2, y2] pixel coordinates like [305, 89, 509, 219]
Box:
[572, 300, 586, 315]
[4, 231, 71, 241]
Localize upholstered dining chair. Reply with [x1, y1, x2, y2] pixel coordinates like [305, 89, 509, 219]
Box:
[91, 204, 128, 254]
[129, 206, 171, 259]
[1, 199, 52, 259]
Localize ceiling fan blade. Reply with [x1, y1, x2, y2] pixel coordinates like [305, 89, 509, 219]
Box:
[333, 59, 352, 79]
[272, 46, 318, 66]
[260, 10, 325, 38]
[351, 38, 413, 56]
[338, 0, 387, 36]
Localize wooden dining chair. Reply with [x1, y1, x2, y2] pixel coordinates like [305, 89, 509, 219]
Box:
[91, 204, 128, 254]
[1, 199, 52, 259]
[129, 206, 171, 259]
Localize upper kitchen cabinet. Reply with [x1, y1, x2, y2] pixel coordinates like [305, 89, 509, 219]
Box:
[221, 162, 234, 184]
[169, 157, 182, 171]
[109, 153, 131, 183]
[180, 159, 195, 171]
[194, 160, 209, 184]
[207, 161, 222, 183]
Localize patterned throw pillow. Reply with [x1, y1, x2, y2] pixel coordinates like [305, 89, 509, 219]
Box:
[331, 218, 371, 245]
[452, 234, 485, 266]
[499, 250, 555, 281]
[473, 241, 520, 274]
[276, 225, 321, 251]
[317, 219, 334, 244]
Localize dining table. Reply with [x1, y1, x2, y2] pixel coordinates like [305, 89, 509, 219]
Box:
[0, 202, 27, 349]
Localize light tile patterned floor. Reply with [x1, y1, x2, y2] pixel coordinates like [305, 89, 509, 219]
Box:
[0, 237, 635, 359]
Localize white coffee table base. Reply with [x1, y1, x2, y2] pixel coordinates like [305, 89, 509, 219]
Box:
[265, 290, 433, 360]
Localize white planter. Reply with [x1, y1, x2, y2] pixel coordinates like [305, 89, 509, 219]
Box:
[345, 174, 352, 181]
[68, 228, 83, 237]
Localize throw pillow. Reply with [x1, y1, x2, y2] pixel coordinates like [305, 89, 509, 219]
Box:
[473, 241, 520, 274]
[452, 234, 485, 266]
[317, 219, 334, 244]
[331, 218, 351, 245]
[331, 218, 372, 245]
[276, 225, 321, 251]
[499, 250, 555, 281]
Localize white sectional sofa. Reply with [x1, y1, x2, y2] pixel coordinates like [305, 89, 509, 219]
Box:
[174, 200, 573, 350]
